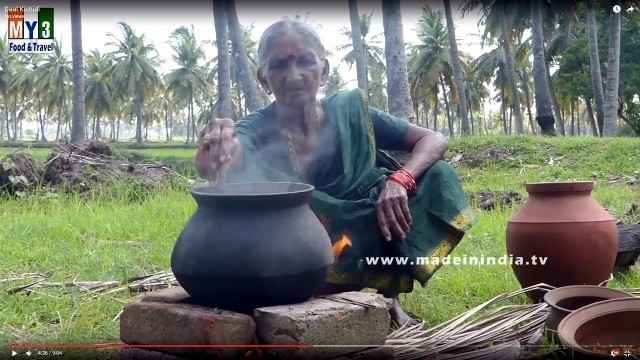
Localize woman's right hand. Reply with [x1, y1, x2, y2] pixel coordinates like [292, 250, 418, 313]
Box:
[197, 118, 241, 180]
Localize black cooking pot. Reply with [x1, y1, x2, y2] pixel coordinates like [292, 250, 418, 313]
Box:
[171, 182, 334, 313]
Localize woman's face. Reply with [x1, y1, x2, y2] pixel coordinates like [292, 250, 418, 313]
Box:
[258, 31, 329, 108]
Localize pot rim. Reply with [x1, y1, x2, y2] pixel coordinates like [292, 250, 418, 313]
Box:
[190, 182, 315, 198]
[543, 285, 634, 313]
[525, 181, 594, 193]
[557, 297, 640, 356]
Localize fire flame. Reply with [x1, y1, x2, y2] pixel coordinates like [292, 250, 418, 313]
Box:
[333, 234, 352, 260]
[244, 349, 263, 359]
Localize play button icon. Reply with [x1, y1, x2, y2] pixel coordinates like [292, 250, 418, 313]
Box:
[11, 351, 17, 357]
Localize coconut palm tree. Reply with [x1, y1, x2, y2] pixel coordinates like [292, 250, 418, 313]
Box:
[106, 22, 161, 143]
[85, 50, 114, 140]
[0, 38, 19, 140]
[602, 0, 620, 136]
[585, 0, 605, 136]
[165, 26, 208, 143]
[213, 0, 233, 119]
[348, 0, 368, 96]
[382, 0, 414, 121]
[531, 0, 555, 135]
[323, 68, 348, 96]
[443, 0, 470, 135]
[462, 0, 525, 134]
[70, 0, 85, 144]
[225, 0, 262, 113]
[337, 12, 385, 97]
[36, 41, 72, 141]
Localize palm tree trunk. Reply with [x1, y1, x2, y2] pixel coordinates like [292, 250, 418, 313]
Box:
[0, 94, 5, 140]
[570, 99, 575, 136]
[500, 88, 507, 134]
[422, 97, 429, 129]
[135, 89, 143, 144]
[585, 97, 598, 136]
[4, 97, 11, 141]
[38, 97, 47, 142]
[116, 116, 121, 142]
[56, 104, 62, 142]
[169, 109, 173, 141]
[349, 0, 369, 97]
[432, 87, 439, 131]
[11, 98, 18, 141]
[545, 57, 565, 135]
[92, 113, 96, 139]
[165, 101, 170, 142]
[498, 2, 524, 134]
[186, 93, 192, 143]
[70, 0, 85, 144]
[382, 0, 415, 122]
[225, 0, 262, 112]
[521, 68, 536, 135]
[603, 0, 621, 136]
[96, 114, 101, 139]
[469, 105, 476, 135]
[440, 76, 454, 136]
[530, 0, 555, 136]
[213, 0, 233, 119]
[190, 92, 196, 143]
[444, 0, 469, 135]
[586, 0, 605, 136]
[576, 101, 581, 135]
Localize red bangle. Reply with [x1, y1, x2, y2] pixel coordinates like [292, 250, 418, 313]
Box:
[387, 168, 417, 197]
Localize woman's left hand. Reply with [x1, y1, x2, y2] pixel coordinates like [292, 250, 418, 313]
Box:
[376, 180, 413, 241]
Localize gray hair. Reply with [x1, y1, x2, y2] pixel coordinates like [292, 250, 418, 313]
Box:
[257, 19, 326, 72]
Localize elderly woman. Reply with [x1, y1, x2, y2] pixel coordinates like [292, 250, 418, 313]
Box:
[196, 19, 475, 325]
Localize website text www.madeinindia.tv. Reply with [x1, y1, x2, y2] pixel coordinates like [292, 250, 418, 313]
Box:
[364, 254, 548, 266]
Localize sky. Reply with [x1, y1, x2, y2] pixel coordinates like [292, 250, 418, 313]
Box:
[3, 0, 490, 90]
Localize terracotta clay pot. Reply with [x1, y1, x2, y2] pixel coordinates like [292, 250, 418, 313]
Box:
[543, 285, 634, 342]
[506, 181, 618, 302]
[558, 297, 640, 359]
[171, 182, 334, 313]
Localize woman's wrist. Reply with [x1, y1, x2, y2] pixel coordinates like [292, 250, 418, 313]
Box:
[387, 168, 417, 196]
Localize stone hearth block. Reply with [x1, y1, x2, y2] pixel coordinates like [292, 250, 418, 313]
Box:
[141, 286, 191, 304]
[120, 302, 255, 358]
[254, 292, 392, 360]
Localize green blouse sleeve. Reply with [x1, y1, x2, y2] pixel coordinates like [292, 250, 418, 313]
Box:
[369, 107, 410, 151]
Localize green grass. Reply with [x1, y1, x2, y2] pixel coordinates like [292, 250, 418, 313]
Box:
[1, 135, 639, 344]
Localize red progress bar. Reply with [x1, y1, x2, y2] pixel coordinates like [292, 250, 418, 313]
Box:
[5, 344, 314, 349]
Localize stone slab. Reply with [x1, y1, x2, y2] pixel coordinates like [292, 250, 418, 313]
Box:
[120, 301, 255, 359]
[141, 287, 192, 304]
[254, 292, 392, 360]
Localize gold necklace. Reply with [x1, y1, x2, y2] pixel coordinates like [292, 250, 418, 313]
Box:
[287, 131, 302, 173]
[285, 102, 321, 175]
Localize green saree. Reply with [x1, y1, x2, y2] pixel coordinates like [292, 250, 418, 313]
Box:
[226, 89, 476, 294]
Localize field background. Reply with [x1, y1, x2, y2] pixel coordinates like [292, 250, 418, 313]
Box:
[1, 135, 639, 344]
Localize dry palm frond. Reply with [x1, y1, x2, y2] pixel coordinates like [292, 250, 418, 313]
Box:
[386, 284, 556, 360]
[3, 269, 178, 298]
[387, 283, 640, 359]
